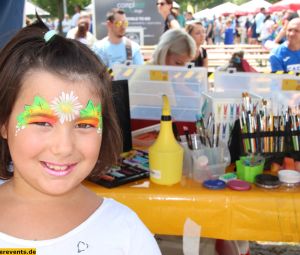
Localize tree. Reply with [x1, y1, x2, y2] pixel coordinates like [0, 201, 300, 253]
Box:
[31, 0, 90, 17]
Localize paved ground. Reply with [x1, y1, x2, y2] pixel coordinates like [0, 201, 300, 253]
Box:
[250, 241, 300, 255]
[156, 235, 300, 255]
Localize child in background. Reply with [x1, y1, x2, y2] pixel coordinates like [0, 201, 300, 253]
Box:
[0, 17, 161, 254]
[186, 21, 208, 68]
[224, 19, 235, 45]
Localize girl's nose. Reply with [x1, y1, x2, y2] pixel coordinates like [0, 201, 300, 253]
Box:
[50, 126, 74, 156]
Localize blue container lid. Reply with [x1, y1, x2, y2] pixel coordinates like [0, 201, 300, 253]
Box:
[203, 179, 226, 190]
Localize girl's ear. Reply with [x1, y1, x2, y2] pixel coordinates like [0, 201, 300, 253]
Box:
[0, 125, 8, 139]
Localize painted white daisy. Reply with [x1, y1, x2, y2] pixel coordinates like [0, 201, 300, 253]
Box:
[50, 91, 82, 124]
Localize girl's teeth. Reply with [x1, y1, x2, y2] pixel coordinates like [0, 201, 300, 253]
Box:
[46, 163, 68, 171]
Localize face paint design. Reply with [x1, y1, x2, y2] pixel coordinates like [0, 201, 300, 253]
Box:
[16, 92, 103, 135]
[50, 91, 82, 124]
[79, 100, 103, 134]
[16, 96, 55, 135]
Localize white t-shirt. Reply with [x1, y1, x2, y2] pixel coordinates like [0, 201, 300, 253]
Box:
[0, 198, 161, 255]
[92, 37, 144, 69]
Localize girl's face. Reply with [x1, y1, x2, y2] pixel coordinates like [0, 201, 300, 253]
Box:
[191, 24, 206, 46]
[165, 52, 192, 66]
[2, 70, 102, 197]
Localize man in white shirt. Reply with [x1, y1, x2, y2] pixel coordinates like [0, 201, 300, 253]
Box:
[92, 8, 144, 69]
[255, 7, 266, 37]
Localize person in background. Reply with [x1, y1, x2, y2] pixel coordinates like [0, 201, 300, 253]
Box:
[61, 14, 72, 37]
[224, 19, 234, 45]
[0, 16, 161, 254]
[172, 2, 185, 28]
[156, 0, 180, 33]
[185, 11, 194, 22]
[250, 14, 259, 44]
[259, 15, 275, 45]
[92, 8, 144, 70]
[71, 4, 81, 28]
[206, 18, 214, 45]
[66, 11, 96, 48]
[221, 50, 257, 72]
[150, 29, 196, 66]
[186, 21, 208, 68]
[74, 17, 93, 47]
[245, 17, 252, 44]
[273, 11, 299, 45]
[213, 16, 224, 45]
[269, 18, 300, 72]
[255, 7, 266, 41]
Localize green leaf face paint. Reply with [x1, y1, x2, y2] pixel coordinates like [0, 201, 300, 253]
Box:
[16, 96, 54, 134]
[80, 100, 103, 134]
[16, 92, 103, 135]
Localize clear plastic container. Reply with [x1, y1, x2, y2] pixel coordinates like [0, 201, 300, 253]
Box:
[113, 64, 208, 121]
[181, 141, 231, 182]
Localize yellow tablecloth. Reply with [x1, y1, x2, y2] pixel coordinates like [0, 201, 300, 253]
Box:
[84, 176, 300, 242]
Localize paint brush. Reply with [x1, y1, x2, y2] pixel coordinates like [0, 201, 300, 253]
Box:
[183, 126, 193, 150]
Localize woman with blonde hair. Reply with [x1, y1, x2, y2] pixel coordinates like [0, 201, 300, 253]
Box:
[151, 29, 196, 66]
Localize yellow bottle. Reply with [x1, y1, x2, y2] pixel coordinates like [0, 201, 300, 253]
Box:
[149, 95, 183, 185]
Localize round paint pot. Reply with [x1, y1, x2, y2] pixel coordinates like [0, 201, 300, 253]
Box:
[227, 179, 251, 191]
[255, 174, 280, 189]
[278, 170, 300, 184]
[203, 179, 226, 190]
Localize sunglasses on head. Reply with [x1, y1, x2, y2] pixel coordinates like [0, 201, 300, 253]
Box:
[113, 20, 129, 28]
[156, 2, 166, 6]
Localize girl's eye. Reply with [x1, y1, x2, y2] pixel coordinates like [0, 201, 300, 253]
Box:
[75, 123, 95, 129]
[30, 122, 52, 127]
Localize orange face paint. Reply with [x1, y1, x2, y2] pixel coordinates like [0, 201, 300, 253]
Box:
[75, 117, 99, 128]
[26, 114, 58, 126]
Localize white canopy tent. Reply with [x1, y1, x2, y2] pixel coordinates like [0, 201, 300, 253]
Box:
[209, 2, 239, 17]
[237, 0, 272, 14]
[193, 8, 213, 20]
[25, 1, 50, 16]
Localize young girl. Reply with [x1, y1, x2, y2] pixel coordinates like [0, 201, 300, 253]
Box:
[0, 17, 161, 254]
[186, 21, 208, 68]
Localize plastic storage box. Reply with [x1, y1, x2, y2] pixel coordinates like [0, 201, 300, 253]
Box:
[113, 64, 208, 121]
[213, 71, 300, 112]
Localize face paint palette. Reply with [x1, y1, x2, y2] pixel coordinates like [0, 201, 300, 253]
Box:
[89, 150, 150, 188]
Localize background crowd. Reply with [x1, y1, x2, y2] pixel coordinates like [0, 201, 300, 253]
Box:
[28, 1, 300, 74]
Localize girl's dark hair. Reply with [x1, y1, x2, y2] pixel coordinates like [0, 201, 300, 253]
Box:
[0, 16, 122, 179]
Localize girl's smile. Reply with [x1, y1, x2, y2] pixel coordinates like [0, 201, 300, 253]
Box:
[41, 161, 78, 177]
